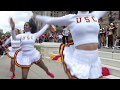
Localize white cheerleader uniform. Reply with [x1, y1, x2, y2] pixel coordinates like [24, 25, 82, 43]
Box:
[36, 11, 107, 79]
[11, 24, 49, 68]
[4, 37, 21, 59]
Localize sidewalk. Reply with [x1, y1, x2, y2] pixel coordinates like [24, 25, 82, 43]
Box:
[0, 55, 68, 79]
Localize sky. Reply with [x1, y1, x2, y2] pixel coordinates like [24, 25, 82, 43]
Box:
[0, 11, 33, 33]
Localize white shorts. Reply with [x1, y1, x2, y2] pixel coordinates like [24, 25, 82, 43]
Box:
[60, 44, 102, 79]
[14, 48, 41, 68]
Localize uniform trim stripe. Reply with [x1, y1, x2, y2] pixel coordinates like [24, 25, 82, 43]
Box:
[5, 48, 14, 59]
[14, 49, 31, 68]
[59, 42, 77, 79]
[59, 42, 103, 79]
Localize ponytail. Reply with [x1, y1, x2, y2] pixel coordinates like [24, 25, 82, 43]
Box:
[28, 18, 37, 34]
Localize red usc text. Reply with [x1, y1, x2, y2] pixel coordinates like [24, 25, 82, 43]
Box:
[23, 36, 33, 40]
[76, 16, 97, 23]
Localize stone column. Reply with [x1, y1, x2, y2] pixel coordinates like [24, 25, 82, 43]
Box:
[39, 42, 61, 60]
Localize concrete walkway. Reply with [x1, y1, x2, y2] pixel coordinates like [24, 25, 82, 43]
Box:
[0, 55, 68, 79]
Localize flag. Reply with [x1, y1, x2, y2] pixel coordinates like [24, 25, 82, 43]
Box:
[50, 54, 62, 63]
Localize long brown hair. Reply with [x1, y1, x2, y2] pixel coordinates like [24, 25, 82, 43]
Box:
[26, 18, 37, 34]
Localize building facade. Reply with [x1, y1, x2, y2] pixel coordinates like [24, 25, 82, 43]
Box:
[32, 11, 71, 30]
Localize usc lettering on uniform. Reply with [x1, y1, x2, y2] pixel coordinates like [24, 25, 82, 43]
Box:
[22, 36, 33, 40]
[76, 16, 97, 23]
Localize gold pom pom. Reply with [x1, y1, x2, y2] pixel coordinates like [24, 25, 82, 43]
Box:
[49, 25, 56, 32]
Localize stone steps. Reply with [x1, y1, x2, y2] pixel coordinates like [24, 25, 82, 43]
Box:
[101, 58, 120, 68]
[102, 64, 120, 77]
[99, 51, 120, 60]
[104, 75, 120, 79]
[99, 50, 120, 78]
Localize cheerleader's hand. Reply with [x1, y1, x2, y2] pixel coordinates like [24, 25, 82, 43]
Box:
[49, 25, 56, 32]
[9, 17, 15, 31]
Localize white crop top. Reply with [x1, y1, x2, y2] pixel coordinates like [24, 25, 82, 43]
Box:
[11, 24, 49, 51]
[36, 11, 106, 47]
[4, 36, 21, 48]
[11, 37, 21, 48]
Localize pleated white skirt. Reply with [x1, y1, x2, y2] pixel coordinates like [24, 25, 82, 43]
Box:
[7, 47, 20, 59]
[14, 48, 40, 68]
[61, 44, 102, 79]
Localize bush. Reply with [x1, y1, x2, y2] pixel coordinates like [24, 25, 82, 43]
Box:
[35, 45, 41, 51]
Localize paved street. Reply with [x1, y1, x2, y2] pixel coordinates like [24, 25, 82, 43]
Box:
[0, 55, 68, 79]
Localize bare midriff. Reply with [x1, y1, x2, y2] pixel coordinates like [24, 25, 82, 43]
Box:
[75, 43, 98, 50]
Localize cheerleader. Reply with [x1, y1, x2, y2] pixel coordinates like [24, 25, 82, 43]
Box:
[33, 11, 107, 79]
[9, 17, 54, 79]
[2, 29, 21, 79]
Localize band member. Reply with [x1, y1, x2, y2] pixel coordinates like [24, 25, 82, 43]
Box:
[9, 17, 54, 79]
[2, 29, 21, 79]
[62, 26, 70, 44]
[33, 11, 106, 79]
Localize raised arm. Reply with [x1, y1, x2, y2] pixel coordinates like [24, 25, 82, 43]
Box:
[9, 17, 16, 40]
[11, 29, 17, 40]
[91, 11, 107, 19]
[34, 24, 50, 38]
[35, 14, 74, 26]
[9, 17, 21, 40]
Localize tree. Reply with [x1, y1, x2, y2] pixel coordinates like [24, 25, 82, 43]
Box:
[0, 32, 4, 38]
[4, 31, 11, 36]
